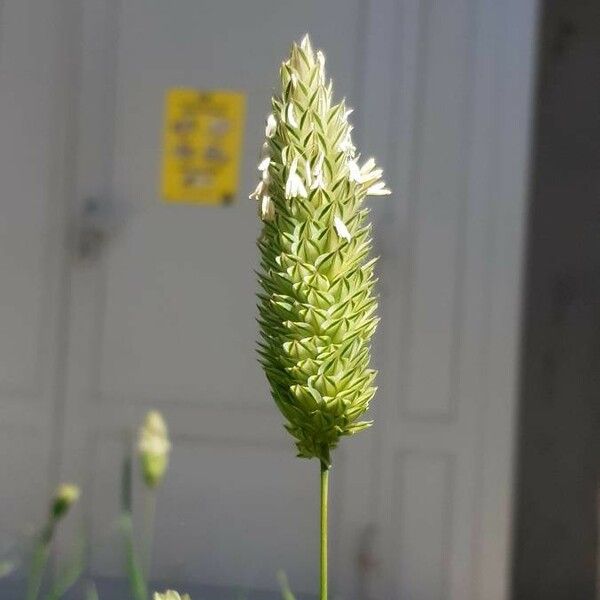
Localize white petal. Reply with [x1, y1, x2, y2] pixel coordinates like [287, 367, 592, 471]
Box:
[258, 159, 270, 173]
[289, 156, 299, 175]
[311, 172, 324, 190]
[286, 103, 298, 128]
[304, 159, 312, 188]
[366, 181, 392, 196]
[257, 156, 270, 172]
[334, 216, 352, 242]
[339, 130, 356, 156]
[284, 157, 308, 199]
[348, 159, 361, 182]
[284, 158, 297, 199]
[260, 196, 275, 221]
[311, 154, 326, 190]
[265, 114, 277, 138]
[295, 177, 307, 198]
[362, 158, 376, 173]
[249, 180, 265, 200]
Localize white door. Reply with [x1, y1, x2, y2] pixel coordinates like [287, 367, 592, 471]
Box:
[359, 1, 539, 599]
[58, 0, 539, 599]
[0, 0, 75, 564]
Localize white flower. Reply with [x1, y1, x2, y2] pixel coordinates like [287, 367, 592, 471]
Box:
[258, 156, 271, 172]
[285, 157, 307, 199]
[265, 114, 277, 138]
[310, 153, 326, 190]
[249, 180, 266, 200]
[334, 216, 352, 242]
[348, 157, 383, 185]
[260, 196, 275, 222]
[286, 103, 298, 128]
[366, 181, 391, 196]
[348, 160, 361, 183]
[339, 129, 356, 156]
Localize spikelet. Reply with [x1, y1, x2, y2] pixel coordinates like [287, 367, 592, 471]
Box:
[252, 35, 390, 468]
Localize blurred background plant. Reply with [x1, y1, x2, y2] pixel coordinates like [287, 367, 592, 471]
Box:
[0, 409, 306, 600]
[120, 410, 171, 600]
[25, 483, 84, 600]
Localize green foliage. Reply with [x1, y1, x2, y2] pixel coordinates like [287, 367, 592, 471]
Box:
[26, 484, 83, 600]
[253, 35, 389, 467]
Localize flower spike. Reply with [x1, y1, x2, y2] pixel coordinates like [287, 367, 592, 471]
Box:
[252, 35, 390, 467]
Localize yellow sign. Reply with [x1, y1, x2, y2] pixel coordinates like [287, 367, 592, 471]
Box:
[161, 89, 245, 204]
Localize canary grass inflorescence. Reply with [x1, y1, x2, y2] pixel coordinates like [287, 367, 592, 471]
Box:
[253, 35, 389, 469]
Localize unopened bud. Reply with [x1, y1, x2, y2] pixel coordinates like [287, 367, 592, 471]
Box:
[51, 483, 80, 521]
[138, 411, 171, 489]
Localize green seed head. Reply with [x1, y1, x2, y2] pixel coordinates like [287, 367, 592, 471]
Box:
[253, 35, 390, 467]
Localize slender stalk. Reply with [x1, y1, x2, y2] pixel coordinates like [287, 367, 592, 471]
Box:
[142, 488, 157, 580]
[121, 455, 148, 600]
[122, 513, 148, 600]
[320, 464, 329, 600]
[25, 525, 52, 600]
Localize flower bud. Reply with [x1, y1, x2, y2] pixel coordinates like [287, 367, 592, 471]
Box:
[137, 410, 171, 489]
[51, 483, 80, 521]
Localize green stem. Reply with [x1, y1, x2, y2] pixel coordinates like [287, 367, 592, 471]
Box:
[26, 524, 53, 600]
[122, 512, 148, 600]
[142, 489, 157, 580]
[320, 463, 329, 600]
